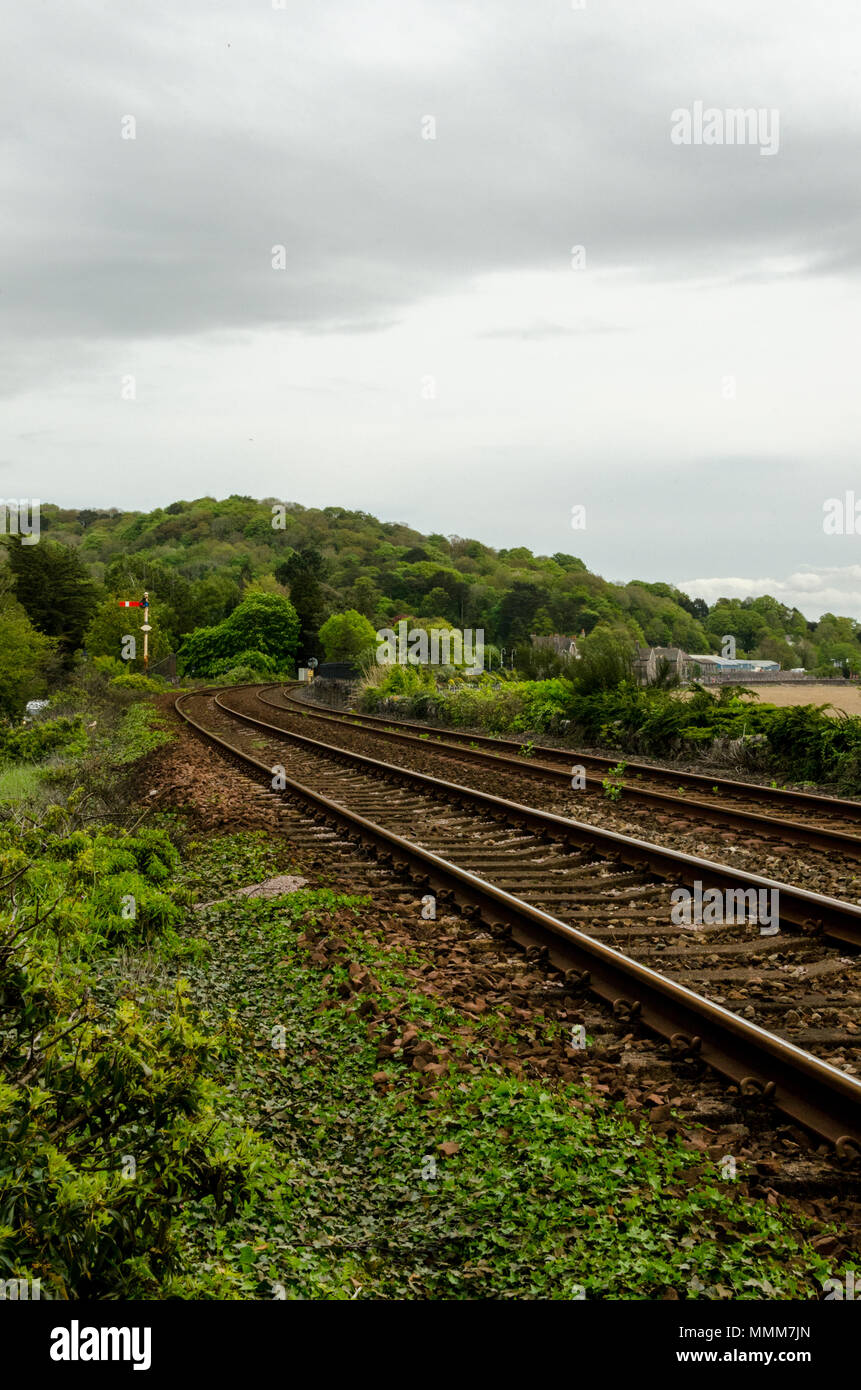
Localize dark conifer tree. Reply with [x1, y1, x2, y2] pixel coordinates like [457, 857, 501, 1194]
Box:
[5, 537, 98, 662]
[275, 548, 327, 659]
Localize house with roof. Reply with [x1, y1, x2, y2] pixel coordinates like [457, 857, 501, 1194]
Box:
[633, 645, 693, 683]
[530, 633, 579, 659]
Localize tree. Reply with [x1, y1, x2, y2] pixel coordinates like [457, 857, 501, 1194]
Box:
[531, 607, 556, 636]
[755, 636, 797, 669]
[5, 538, 97, 662]
[179, 592, 300, 676]
[188, 573, 242, 628]
[706, 602, 768, 654]
[275, 548, 327, 659]
[814, 613, 861, 648]
[0, 600, 55, 718]
[570, 626, 635, 694]
[551, 553, 587, 573]
[318, 610, 377, 663]
[346, 575, 383, 621]
[104, 556, 196, 633]
[419, 587, 455, 621]
[84, 598, 176, 666]
[495, 582, 550, 642]
[821, 641, 861, 675]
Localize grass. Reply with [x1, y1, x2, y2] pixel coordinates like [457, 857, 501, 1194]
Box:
[110, 702, 174, 764]
[0, 763, 44, 805]
[0, 698, 174, 819]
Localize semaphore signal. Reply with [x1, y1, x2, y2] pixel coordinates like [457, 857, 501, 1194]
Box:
[116, 590, 151, 671]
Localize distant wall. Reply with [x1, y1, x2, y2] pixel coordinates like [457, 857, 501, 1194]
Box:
[296, 678, 358, 710]
[693, 671, 860, 685]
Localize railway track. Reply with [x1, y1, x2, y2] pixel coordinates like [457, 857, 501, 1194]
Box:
[269, 685, 861, 859]
[176, 686, 861, 1155]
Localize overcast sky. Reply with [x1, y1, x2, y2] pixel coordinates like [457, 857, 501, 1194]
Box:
[3, 0, 861, 619]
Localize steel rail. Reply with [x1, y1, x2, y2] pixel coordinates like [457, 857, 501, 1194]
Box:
[175, 690, 861, 1153]
[256, 687, 861, 858]
[278, 683, 861, 822]
[215, 687, 861, 949]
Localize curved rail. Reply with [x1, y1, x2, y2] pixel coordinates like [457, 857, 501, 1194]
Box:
[175, 688, 861, 1153]
[274, 685, 861, 858]
[282, 684, 861, 809]
[220, 686, 861, 948]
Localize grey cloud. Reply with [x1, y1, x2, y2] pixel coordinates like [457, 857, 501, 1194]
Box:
[4, 0, 861, 622]
[3, 1, 861, 347]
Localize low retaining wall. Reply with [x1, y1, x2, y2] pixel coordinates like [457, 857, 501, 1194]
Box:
[694, 672, 860, 686]
[297, 678, 359, 710]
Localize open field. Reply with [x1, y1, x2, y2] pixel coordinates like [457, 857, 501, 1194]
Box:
[737, 683, 861, 716]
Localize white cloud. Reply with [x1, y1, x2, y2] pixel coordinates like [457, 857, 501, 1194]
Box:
[680, 566, 861, 621]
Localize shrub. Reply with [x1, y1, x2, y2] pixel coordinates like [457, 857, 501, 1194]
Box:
[208, 649, 276, 676]
[569, 627, 635, 695]
[318, 610, 378, 664]
[0, 812, 260, 1298]
[180, 593, 300, 676]
[110, 673, 169, 692]
[214, 664, 281, 685]
[359, 671, 861, 791]
[0, 716, 85, 766]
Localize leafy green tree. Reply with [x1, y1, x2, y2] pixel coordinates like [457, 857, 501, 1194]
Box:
[755, 636, 797, 669]
[814, 613, 861, 648]
[84, 598, 176, 665]
[188, 573, 242, 628]
[346, 574, 383, 621]
[0, 599, 56, 717]
[180, 592, 300, 675]
[419, 586, 455, 621]
[104, 557, 196, 632]
[822, 641, 861, 675]
[495, 582, 550, 642]
[318, 610, 377, 663]
[5, 538, 97, 662]
[551, 553, 587, 572]
[705, 602, 768, 654]
[531, 607, 556, 636]
[570, 626, 635, 694]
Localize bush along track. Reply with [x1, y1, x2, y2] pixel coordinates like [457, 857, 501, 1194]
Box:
[0, 695, 258, 1298]
[361, 671, 861, 793]
[0, 801, 274, 1299]
[0, 702, 854, 1300]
